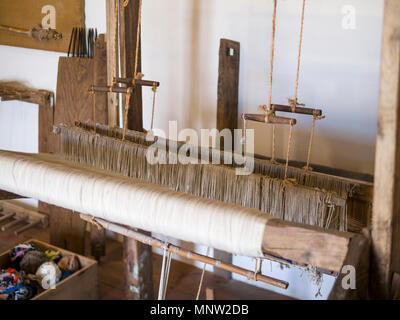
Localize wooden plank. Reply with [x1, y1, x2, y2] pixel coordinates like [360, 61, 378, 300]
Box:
[329, 233, 369, 300]
[106, 0, 120, 127]
[214, 39, 240, 280]
[217, 39, 240, 133]
[371, 0, 400, 299]
[119, 0, 143, 132]
[40, 49, 108, 255]
[118, 0, 153, 300]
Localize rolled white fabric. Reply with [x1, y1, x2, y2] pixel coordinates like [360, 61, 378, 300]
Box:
[0, 150, 270, 257]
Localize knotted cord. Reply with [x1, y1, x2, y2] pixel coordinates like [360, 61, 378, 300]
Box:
[158, 242, 172, 300]
[289, 0, 306, 112]
[304, 111, 325, 172]
[196, 247, 210, 300]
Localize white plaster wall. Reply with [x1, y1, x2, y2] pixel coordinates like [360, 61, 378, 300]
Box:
[0, 0, 383, 300]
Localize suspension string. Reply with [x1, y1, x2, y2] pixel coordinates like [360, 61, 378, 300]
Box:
[133, 0, 143, 83]
[150, 82, 157, 132]
[91, 90, 97, 133]
[112, 0, 119, 87]
[196, 247, 210, 300]
[267, 0, 277, 112]
[290, 0, 306, 113]
[158, 243, 169, 300]
[162, 251, 173, 300]
[253, 258, 263, 281]
[304, 111, 325, 172]
[284, 120, 295, 181]
[269, 0, 278, 163]
[122, 89, 132, 140]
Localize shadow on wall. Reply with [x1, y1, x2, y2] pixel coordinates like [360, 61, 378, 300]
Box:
[249, 120, 375, 175]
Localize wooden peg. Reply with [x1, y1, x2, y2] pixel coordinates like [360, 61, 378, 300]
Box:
[0, 212, 15, 223]
[242, 113, 297, 125]
[1, 218, 23, 231]
[14, 220, 41, 236]
[113, 77, 160, 87]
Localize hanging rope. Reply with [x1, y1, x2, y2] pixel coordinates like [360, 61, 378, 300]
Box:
[289, 0, 306, 112]
[122, 89, 132, 140]
[150, 82, 157, 132]
[91, 90, 97, 134]
[112, 0, 119, 88]
[252, 258, 263, 281]
[122, 0, 143, 139]
[196, 247, 210, 300]
[158, 242, 172, 300]
[304, 111, 325, 172]
[133, 0, 143, 83]
[284, 120, 295, 182]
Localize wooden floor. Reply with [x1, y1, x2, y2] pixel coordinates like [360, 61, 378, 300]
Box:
[0, 226, 292, 300]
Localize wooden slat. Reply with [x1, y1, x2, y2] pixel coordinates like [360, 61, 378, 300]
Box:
[329, 233, 369, 300]
[217, 39, 240, 133]
[371, 0, 400, 299]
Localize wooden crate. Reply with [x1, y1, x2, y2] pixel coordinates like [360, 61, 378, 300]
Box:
[0, 239, 98, 300]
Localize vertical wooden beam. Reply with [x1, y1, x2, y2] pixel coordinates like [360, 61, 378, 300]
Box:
[119, 0, 143, 132]
[118, 0, 153, 300]
[371, 0, 400, 299]
[106, 0, 120, 127]
[90, 34, 108, 260]
[214, 39, 240, 280]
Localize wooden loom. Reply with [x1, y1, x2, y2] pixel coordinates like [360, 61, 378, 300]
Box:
[2, 0, 399, 300]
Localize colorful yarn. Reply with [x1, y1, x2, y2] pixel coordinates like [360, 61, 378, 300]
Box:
[9, 243, 36, 268]
[45, 250, 61, 263]
[20, 250, 47, 275]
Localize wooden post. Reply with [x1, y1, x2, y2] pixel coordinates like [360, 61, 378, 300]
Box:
[118, 0, 154, 300]
[119, 0, 143, 132]
[371, 0, 400, 299]
[214, 39, 240, 280]
[106, 0, 119, 127]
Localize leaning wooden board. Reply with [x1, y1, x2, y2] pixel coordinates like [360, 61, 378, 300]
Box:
[0, 0, 84, 53]
[0, 239, 98, 300]
[39, 37, 108, 255]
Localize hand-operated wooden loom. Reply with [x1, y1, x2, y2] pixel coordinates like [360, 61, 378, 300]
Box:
[1, 0, 399, 300]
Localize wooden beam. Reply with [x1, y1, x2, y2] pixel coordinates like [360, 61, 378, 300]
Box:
[0, 190, 24, 200]
[262, 219, 352, 273]
[90, 34, 108, 260]
[371, 0, 400, 299]
[215, 39, 240, 280]
[329, 233, 370, 300]
[119, 0, 143, 132]
[119, 0, 153, 300]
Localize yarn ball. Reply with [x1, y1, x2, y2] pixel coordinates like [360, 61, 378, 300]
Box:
[20, 250, 47, 275]
[9, 243, 36, 268]
[45, 250, 61, 264]
[57, 256, 80, 273]
[35, 262, 61, 289]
